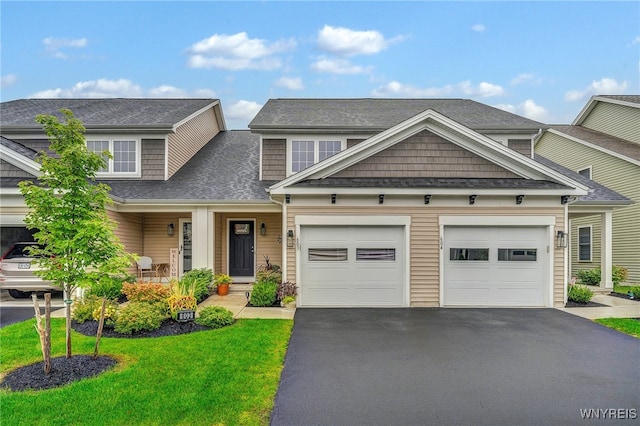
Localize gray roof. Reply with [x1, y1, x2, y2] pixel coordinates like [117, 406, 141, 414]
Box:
[550, 125, 640, 162]
[1, 137, 37, 160]
[598, 95, 640, 105]
[249, 98, 546, 132]
[0, 98, 219, 131]
[103, 131, 271, 202]
[293, 177, 568, 190]
[535, 155, 632, 205]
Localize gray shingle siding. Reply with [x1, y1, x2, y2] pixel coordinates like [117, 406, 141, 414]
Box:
[261, 139, 286, 181]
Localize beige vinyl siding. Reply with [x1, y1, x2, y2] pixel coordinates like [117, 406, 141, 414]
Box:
[217, 213, 283, 276]
[285, 205, 565, 307]
[109, 210, 143, 275]
[334, 130, 520, 178]
[0, 160, 33, 177]
[167, 107, 220, 178]
[140, 139, 165, 180]
[214, 213, 223, 272]
[261, 139, 286, 181]
[582, 102, 640, 144]
[141, 213, 182, 265]
[537, 133, 640, 282]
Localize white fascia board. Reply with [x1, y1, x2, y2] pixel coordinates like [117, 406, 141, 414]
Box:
[172, 100, 223, 131]
[545, 128, 640, 167]
[0, 145, 41, 176]
[272, 186, 585, 196]
[269, 108, 588, 193]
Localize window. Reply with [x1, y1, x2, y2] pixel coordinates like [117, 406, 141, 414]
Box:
[449, 248, 489, 261]
[308, 248, 348, 261]
[86, 139, 140, 177]
[577, 167, 591, 179]
[288, 138, 345, 174]
[578, 226, 592, 261]
[498, 249, 537, 261]
[356, 248, 396, 261]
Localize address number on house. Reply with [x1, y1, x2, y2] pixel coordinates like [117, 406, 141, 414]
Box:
[177, 310, 196, 322]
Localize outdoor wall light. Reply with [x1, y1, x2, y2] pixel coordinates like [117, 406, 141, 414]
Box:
[285, 194, 291, 204]
[167, 223, 174, 236]
[331, 194, 337, 204]
[379, 194, 385, 204]
[516, 195, 524, 205]
[424, 194, 431, 205]
[556, 230, 567, 248]
[469, 195, 477, 205]
[561, 195, 570, 205]
[287, 230, 295, 248]
[260, 222, 267, 236]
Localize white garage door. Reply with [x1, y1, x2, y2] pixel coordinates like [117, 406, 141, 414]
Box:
[444, 226, 548, 307]
[300, 226, 405, 307]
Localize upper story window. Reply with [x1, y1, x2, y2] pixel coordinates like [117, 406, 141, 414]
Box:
[577, 167, 591, 180]
[288, 138, 346, 175]
[87, 139, 140, 177]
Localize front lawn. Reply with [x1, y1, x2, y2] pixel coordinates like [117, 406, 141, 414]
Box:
[1, 318, 292, 425]
[595, 318, 640, 339]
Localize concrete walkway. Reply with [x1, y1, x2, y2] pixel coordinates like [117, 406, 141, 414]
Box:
[557, 293, 640, 320]
[198, 293, 295, 319]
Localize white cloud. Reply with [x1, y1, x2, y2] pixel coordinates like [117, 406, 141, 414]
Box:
[511, 73, 535, 86]
[225, 100, 262, 122]
[564, 77, 628, 102]
[1, 74, 17, 88]
[30, 78, 143, 98]
[371, 80, 504, 98]
[632, 35, 640, 45]
[275, 76, 304, 90]
[494, 99, 548, 122]
[186, 32, 296, 71]
[43, 37, 88, 59]
[311, 58, 371, 75]
[471, 24, 485, 32]
[148, 85, 188, 98]
[193, 88, 217, 98]
[317, 25, 403, 57]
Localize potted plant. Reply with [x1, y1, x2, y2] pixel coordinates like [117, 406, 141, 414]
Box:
[281, 295, 296, 311]
[213, 273, 232, 296]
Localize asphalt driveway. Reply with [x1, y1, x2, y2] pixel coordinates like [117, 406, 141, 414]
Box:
[271, 308, 640, 426]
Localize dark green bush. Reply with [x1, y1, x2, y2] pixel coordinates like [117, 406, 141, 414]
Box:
[250, 281, 277, 307]
[114, 301, 168, 335]
[182, 268, 213, 302]
[576, 268, 601, 286]
[195, 306, 234, 329]
[88, 275, 129, 300]
[568, 284, 594, 304]
[255, 269, 282, 285]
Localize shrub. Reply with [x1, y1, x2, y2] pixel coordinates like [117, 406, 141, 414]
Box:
[277, 281, 298, 300]
[88, 275, 130, 300]
[628, 286, 640, 299]
[250, 281, 277, 307]
[92, 302, 119, 326]
[256, 269, 281, 285]
[612, 265, 629, 285]
[114, 301, 168, 335]
[568, 284, 594, 304]
[72, 294, 102, 323]
[182, 268, 213, 302]
[167, 294, 198, 320]
[122, 281, 171, 303]
[195, 306, 234, 329]
[576, 268, 601, 286]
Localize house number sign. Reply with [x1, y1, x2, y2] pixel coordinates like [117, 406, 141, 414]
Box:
[177, 310, 195, 322]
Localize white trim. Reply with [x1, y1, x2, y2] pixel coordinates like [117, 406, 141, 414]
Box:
[258, 135, 264, 181]
[295, 215, 411, 307]
[226, 218, 257, 282]
[439, 215, 556, 226]
[543, 128, 640, 167]
[0, 144, 41, 176]
[0, 214, 27, 225]
[164, 136, 169, 181]
[577, 225, 592, 262]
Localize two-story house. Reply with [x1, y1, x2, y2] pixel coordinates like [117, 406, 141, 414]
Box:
[1, 97, 629, 307]
[535, 95, 639, 286]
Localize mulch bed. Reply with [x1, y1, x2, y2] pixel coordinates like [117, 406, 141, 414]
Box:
[609, 292, 639, 302]
[1, 320, 211, 392]
[565, 300, 608, 308]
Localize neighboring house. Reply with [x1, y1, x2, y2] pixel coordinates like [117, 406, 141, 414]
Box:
[0, 97, 628, 308]
[535, 95, 639, 286]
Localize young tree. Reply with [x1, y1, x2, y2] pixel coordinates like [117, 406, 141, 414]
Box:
[19, 109, 134, 359]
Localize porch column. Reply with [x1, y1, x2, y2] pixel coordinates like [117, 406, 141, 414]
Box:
[600, 211, 613, 289]
[192, 207, 209, 270]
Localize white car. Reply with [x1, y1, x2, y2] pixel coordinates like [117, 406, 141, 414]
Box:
[0, 242, 58, 298]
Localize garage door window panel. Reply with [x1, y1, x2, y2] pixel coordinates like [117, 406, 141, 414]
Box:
[356, 248, 396, 261]
[450, 248, 489, 261]
[308, 248, 348, 261]
[498, 249, 537, 261]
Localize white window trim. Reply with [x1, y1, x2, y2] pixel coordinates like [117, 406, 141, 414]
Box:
[577, 225, 592, 262]
[286, 137, 346, 177]
[577, 166, 592, 180]
[87, 138, 141, 178]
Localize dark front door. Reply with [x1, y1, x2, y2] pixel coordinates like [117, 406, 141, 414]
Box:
[229, 221, 254, 277]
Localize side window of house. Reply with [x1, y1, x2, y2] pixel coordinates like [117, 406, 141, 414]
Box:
[577, 167, 591, 179]
[290, 139, 344, 174]
[86, 139, 139, 176]
[578, 226, 591, 261]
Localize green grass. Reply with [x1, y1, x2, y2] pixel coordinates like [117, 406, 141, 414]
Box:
[1, 318, 292, 425]
[595, 318, 640, 339]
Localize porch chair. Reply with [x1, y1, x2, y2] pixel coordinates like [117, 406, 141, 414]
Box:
[136, 256, 155, 281]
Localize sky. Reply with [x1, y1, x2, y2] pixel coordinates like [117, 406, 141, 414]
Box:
[1, 1, 638, 129]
